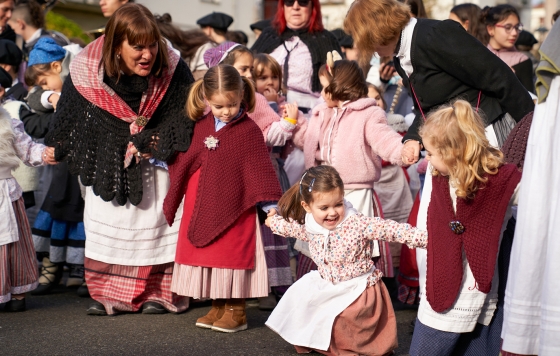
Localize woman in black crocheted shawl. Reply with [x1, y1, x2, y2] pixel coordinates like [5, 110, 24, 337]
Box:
[45, 3, 194, 316]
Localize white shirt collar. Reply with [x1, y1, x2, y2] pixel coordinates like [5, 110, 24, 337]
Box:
[27, 29, 42, 44]
[395, 17, 417, 78]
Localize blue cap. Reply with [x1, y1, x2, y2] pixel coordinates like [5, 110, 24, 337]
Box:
[28, 37, 66, 67]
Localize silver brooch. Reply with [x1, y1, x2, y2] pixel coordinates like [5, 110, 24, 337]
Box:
[204, 135, 219, 150]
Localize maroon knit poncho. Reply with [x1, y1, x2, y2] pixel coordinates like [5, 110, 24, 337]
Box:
[163, 111, 282, 247]
[426, 164, 521, 313]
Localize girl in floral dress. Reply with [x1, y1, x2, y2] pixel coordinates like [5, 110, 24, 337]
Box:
[265, 165, 427, 355]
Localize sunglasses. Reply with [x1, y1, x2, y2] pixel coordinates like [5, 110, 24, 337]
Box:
[284, 0, 311, 7]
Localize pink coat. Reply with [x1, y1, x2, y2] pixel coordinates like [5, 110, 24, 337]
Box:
[303, 98, 403, 189]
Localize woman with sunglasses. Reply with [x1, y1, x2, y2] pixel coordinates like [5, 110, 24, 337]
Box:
[345, 1, 534, 355]
[251, 0, 340, 114]
[483, 4, 535, 93]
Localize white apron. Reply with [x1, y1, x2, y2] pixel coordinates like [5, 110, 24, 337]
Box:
[0, 176, 18, 246]
[84, 160, 183, 266]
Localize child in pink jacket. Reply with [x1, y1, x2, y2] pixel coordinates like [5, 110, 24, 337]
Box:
[299, 57, 406, 278]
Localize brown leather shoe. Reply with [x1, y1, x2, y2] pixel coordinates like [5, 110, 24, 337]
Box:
[195, 299, 226, 329]
[211, 298, 247, 333]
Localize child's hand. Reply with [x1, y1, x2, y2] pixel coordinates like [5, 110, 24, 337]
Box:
[49, 93, 60, 110]
[42, 147, 57, 165]
[265, 208, 277, 228]
[401, 140, 420, 165]
[263, 87, 278, 103]
[283, 102, 298, 121]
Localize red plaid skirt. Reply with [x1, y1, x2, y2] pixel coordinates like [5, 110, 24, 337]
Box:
[85, 258, 189, 315]
[0, 198, 39, 303]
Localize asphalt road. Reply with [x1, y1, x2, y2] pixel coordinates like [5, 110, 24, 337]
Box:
[0, 284, 417, 356]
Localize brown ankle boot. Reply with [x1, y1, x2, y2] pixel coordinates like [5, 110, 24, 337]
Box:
[211, 298, 247, 333]
[195, 299, 226, 329]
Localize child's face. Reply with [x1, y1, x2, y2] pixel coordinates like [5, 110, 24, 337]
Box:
[423, 139, 449, 176]
[255, 66, 280, 95]
[206, 91, 242, 123]
[302, 189, 345, 230]
[319, 75, 338, 108]
[233, 52, 254, 80]
[368, 87, 385, 111]
[36, 70, 63, 92]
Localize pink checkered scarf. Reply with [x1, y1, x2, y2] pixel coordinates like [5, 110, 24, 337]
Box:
[70, 35, 180, 168]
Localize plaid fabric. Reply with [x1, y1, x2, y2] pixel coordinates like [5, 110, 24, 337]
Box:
[69, 36, 180, 167]
[85, 258, 189, 315]
[296, 254, 318, 280]
[261, 225, 293, 287]
[398, 284, 419, 305]
[0, 198, 39, 303]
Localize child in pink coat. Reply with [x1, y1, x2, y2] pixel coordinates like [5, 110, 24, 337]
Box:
[298, 57, 406, 278]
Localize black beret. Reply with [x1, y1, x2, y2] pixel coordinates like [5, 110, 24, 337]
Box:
[0, 39, 22, 66]
[331, 29, 353, 48]
[250, 19, 271, 32]
[197, 12, 233, 32]
[516, 30, 538, 47]
[0, 66, 12, 88]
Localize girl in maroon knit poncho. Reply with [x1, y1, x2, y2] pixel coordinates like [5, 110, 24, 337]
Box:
[409, 100, 521, 355]
[163, 64, 282, 333]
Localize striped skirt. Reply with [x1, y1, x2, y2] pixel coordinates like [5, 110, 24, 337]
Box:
[0, 198, 39, 303]
[171, 221, 269, 299]
[85, 258, 190, 315]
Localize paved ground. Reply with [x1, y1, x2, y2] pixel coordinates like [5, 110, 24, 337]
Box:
[0, 283, 417, 356]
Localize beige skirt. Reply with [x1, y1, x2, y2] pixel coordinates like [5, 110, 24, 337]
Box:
[171, 217, 269, 299]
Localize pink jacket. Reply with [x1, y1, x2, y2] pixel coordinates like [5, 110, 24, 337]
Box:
[303, 98, 403, 189]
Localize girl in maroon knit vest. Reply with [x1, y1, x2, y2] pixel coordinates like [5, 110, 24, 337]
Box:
[163, 64, 282, 333]
[409, 100, 521, 355]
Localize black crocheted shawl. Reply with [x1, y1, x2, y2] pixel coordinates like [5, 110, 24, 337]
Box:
[251, 27, 341, 93]
[45, 59, 195, 206]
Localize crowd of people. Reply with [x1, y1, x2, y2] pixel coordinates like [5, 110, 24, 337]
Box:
[0, 0, 559, 355]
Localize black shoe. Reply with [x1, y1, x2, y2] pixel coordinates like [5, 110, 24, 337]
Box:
[5, 298, 26, 312]
[87, 301, 107, 316]
[77, 283, 90, 298]
[142, 302, 168, 314]
[31, 257, 63, 296]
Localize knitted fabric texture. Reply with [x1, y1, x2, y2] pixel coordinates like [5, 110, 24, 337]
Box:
[502, 111, 533, 171]
[251, 27, 341, 93]
[203, 41, 239, 68]
[28, 37, 65, 66]
[44, 59, 195, 206]
[163, 111, 282, 247]
[426, 164, 521, 313]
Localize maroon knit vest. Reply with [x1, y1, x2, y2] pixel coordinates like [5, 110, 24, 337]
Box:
[163, 111, 282, 247]
[426, 164, 521, 313]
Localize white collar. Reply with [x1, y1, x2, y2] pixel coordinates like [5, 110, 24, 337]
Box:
[304, 199, 357, 236]
[395, 17, 417, 60]
[27, 29, 42, 44]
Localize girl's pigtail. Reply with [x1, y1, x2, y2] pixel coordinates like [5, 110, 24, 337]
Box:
[278, 183, 307, 225]
[186, 79, 206, 121]
[241, 76, 256, 113]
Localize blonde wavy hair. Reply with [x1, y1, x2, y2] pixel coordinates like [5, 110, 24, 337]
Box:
[344, 0, 411, 66]
[419, 100, 503, 199]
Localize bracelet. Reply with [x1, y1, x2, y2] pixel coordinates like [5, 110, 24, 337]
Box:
[283, 117, 297, 125]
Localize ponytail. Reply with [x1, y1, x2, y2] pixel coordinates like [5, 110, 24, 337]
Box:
[278, 183, 307, 224]
[186, 79, 206, 120]
[241, 76, 256, 113]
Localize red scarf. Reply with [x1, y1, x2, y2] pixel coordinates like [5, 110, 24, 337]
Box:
[69, 35, 180, 167]
[163, 111, 282, 247]
[426, 164, 520, 313]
